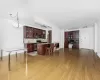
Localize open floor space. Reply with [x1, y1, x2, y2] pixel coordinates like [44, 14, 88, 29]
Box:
[0, 49, 100, 80]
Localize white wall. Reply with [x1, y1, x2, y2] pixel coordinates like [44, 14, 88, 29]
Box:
[98, 25, 100, 54]
[52, 26, 61, 44]
[0, 19, 24, 56]
[94, 23, 99, 53]
[60, 30, 64, 48]
[79, 27, 94, 49]
[94, 22, 100, 57]
[0, 19, 24, 50]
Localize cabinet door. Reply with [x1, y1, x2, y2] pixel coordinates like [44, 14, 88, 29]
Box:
[37, 44, 41, 54]
[27, 44, 34, 53]
[26, 27, 33, 38]
[35, 28, 39, 38]
[37, 44, 46, 55]
[33, 28, 37, 38]
[33, 28, 35, 38]
[64, 32, 68, 48]
[38, 29, 41, 38]
[29, 27, 33, 38]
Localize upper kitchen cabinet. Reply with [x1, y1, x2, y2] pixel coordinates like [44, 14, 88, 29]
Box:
[42, 30, 46, 39]
[33, 28, 38, 38]
[24, 26, 46, 39]
[33, 28, 46, 39]
[24, 26, 33, 38]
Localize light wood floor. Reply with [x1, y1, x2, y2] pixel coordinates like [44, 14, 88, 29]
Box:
[0, 49, 100, 80]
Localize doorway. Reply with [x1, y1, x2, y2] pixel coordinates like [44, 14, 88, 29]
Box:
[79, 28, 94, 49]
[64, 30, 79, 49]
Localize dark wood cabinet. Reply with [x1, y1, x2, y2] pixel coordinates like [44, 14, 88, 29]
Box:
[33, 28, 38, 38]
[27, 43, 34, 53]
[26, 43, 38, 53]
[64, 32, 68, 48]
[37, 43, 59, 55]
[72, 31, 79, 48]
[37, 43, 51, 55]
[24, 26, 33, 38]
[37, 44, 47, 55]
[24, 26, 46, 39]
[64, 30, 79, 49]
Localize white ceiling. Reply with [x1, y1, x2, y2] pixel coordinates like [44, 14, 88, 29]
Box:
[1, 0, 100, 29]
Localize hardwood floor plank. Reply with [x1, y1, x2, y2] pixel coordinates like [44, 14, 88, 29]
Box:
[0, 49, 100, 80]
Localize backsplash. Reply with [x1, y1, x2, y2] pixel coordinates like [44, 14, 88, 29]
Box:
[24, 38, 47, 43]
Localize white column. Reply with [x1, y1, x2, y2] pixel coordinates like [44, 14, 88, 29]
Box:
[94, 23, 98, 53]
[60, 29, 64, 48]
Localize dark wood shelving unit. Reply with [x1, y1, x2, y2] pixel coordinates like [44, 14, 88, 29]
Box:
[64, 30, 79, 49]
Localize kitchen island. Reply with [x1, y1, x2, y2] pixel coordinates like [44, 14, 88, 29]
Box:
[37, 43, 50, 55]
[37, 43, 59, 55]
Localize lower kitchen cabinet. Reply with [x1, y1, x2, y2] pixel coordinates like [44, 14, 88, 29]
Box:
[27, 43, 34, 53]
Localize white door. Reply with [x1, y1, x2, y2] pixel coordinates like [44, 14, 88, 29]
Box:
[79, 30, 90, 49]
